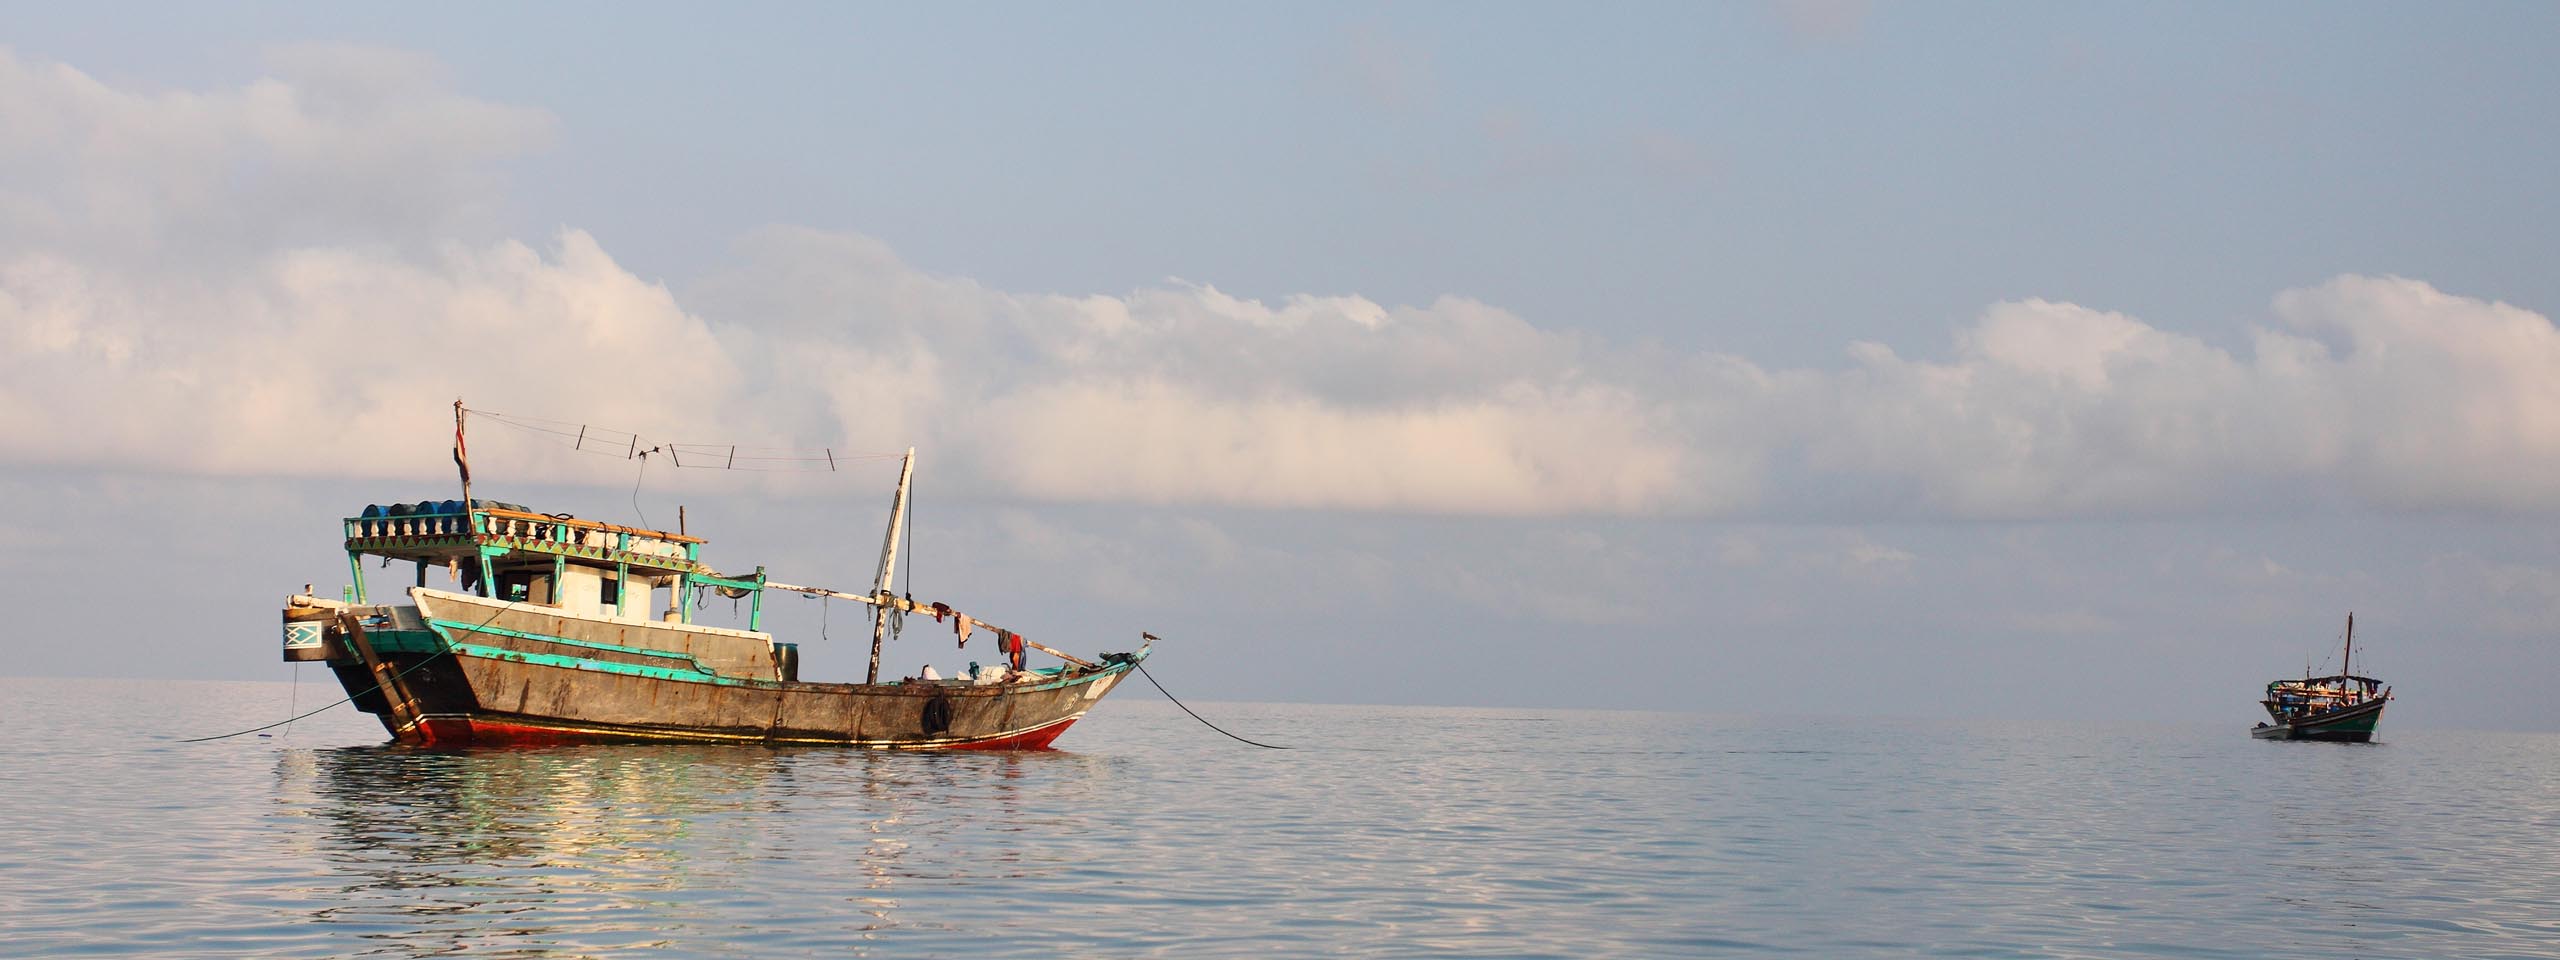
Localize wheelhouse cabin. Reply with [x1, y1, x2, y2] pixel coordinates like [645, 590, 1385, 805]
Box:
[341, 499, 770, 630]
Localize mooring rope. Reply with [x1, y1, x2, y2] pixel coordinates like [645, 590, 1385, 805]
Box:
[180, 601, 516, 744]
[177, 652, 449, 743]
[282, 661, 300, 739]
[1134, 662, 1289, 750]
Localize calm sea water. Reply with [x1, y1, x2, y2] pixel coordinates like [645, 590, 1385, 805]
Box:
[3, 676, 2557, 959]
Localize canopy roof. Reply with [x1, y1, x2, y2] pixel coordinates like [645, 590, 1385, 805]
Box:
[2267, 674, 2385, 689]
[344, 500, 703, 576]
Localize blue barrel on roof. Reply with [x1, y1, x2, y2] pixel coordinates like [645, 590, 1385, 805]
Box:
[360, 504, 387, 518]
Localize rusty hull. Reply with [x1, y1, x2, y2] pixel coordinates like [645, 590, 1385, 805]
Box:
[312, 588, 1138, 749]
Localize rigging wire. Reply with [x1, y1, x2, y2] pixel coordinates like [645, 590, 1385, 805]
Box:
[1134, 662, 1290, 750]
[628, 451, 653, 530]
[464, 406, 903, 473]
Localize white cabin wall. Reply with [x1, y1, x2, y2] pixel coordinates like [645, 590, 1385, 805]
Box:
[618, 575, 676, 623]
[558, 566, 605, 618]
[616, 572, 648, 622]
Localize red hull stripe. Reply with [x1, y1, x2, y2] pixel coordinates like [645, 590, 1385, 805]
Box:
[400, 713, 1081, 750]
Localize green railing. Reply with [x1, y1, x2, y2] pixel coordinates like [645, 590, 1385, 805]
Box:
[341, 504, 763, 630]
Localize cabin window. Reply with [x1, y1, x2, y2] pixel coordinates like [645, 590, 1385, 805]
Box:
[495, 569, 555, 605]
[599, 574, 620, 607]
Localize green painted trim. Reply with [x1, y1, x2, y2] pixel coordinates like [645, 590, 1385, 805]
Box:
[2295, 710, 2382, 734]
[424, 617, 717, 673]
[431, 619, 1140, 696]
[476, 535, 696, 572]
[361, 629, 445, 655]
[443, 643, 1137, 695]
[446, 641, 749, 686]
[993, 661, 1137, 695]
[346, 551, 367, 604]
[342, 526, 699, 577]
[343, 532, 475, 545]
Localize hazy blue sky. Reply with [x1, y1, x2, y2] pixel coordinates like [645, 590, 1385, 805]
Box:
[6, 4, 2560, 728]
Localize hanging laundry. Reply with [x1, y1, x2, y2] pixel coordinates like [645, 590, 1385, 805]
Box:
[954, 614, 974, 649]
[930, 601, 951, 623]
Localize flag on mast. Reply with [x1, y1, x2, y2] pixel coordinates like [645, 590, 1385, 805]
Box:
[452, 400, 471, 486]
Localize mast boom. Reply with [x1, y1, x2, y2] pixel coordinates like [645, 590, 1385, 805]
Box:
[864, 448, 915, 684]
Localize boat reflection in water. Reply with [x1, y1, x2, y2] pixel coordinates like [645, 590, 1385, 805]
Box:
[282, 743, 1107, 954]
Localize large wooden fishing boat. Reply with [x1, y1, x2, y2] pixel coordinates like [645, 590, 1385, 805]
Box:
[279, 404, 1148, 748]
[2251, 613, 2390, 742]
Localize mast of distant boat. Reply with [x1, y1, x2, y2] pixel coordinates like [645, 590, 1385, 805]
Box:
[2342, 612, 2353, 679]
[866, 448, 916, 684]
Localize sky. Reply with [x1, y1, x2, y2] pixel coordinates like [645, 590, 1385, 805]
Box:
[5, 3, 2560, 729]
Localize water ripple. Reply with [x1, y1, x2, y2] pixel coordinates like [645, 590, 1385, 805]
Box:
[5, 679, 2560, 957]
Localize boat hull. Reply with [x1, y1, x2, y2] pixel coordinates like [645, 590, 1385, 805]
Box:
[329, 649, 1133, 749]
[368, 704, 1094, 749]
[314, 589, 1141, 749]
[2251, 698, 2386, 742]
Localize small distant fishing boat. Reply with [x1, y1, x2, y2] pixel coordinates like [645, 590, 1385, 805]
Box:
[278, 403, 1148, 748]
[2251, 613, 2390, 742]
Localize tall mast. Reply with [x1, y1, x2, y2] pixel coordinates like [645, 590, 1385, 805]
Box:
[865, 448, 915, 684]
[2342, 612, 2353, 678]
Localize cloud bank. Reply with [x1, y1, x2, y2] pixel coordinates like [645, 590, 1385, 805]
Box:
[3, 48, 2555, 519]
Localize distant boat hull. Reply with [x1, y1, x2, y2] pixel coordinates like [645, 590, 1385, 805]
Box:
[2251, 697, 2386, 742]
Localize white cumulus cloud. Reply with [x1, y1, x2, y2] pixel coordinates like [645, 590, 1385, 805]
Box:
[4, 49, 2559, 521]
[0, 46, 551, 262]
